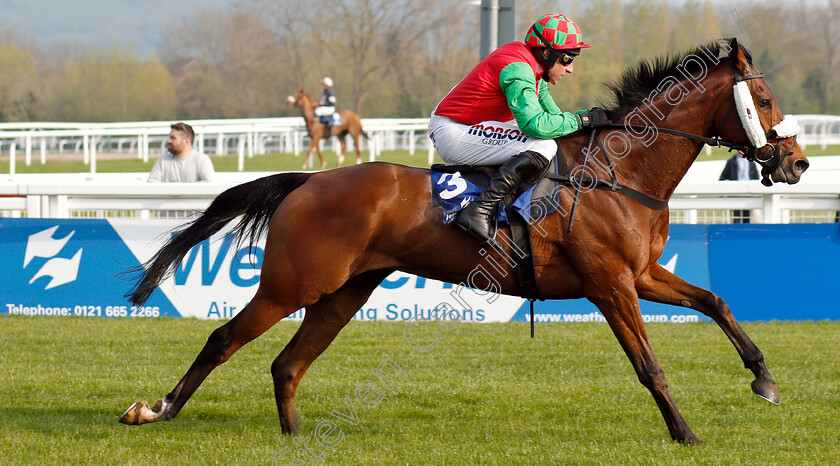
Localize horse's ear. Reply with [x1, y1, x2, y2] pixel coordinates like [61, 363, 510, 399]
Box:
[727, 37, 738, 55]
[727, 37, 750, 75]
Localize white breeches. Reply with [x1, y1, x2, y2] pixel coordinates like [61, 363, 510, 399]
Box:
[428, 113, 556, 166]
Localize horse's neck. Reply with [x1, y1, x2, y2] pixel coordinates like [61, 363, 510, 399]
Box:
[298, 99, 316, 122]
[615, 71, 730, 200]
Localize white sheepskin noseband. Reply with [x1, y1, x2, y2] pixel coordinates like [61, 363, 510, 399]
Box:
[734, 81, 801, 147]
[733, 81, 767, 147]
[772, 114, 801, 138]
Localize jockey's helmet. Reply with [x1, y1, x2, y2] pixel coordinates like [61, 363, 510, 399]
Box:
[321, 77, 333, 87]
[525, 13, 590, 50]
[525, 14, 590, 81]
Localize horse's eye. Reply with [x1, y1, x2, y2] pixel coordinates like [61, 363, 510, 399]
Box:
[759, 99, 772, 109]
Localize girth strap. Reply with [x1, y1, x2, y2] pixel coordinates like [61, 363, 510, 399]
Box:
[503, 202, 539, 299]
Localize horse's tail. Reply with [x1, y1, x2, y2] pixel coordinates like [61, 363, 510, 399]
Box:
[125, 172, 312, 306]
[353, 113, 369, 140]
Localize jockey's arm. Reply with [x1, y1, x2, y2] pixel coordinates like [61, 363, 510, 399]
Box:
[500, 62, 581, 139]
[537, 80, 562, 115]
[321, 90, 337, 107]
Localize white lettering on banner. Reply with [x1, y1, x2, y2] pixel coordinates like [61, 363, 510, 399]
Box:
[5, 303, 71, 316]
[3, 303, 160, 318]
[529, 312, 700, 323]
[0, 223, 702, 323]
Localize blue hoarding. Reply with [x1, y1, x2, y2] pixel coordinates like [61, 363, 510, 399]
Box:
[709, 224, 840, 321]
[0, 219, 178, 318]
[0, 219, 836, 322]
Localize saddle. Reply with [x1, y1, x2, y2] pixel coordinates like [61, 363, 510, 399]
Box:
[430, 158, 563, 307]
[318, 113, 343, 127]
[430, 139, 671, 329]
[430, 157, 562, 225]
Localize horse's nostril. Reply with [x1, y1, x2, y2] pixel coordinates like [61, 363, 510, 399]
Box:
[794, 159, 809, 173]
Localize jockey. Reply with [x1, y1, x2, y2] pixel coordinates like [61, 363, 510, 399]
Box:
[429, 13, 611, 246]
[315, 77, 337, 128]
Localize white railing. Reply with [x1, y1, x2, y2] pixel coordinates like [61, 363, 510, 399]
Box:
[3, 114, 838, 175]
[796, 114, 840, 149]
[2, 159, 838, 222]
[0, 117, 435, 174]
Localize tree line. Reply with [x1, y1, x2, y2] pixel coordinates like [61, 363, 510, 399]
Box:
[0, 0, 837, 123]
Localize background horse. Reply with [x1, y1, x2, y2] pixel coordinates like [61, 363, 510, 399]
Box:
[287, 89, 369, 169]
[121, 39, 809, 443]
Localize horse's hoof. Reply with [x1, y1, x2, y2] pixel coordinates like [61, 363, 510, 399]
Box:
[751, 379, 780, 404]
[677, 435, 703, 445]
[119, 399, 168, 425]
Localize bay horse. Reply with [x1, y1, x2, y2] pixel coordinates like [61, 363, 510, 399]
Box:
[287, 89, 369, 169]
[120, 39, 809, 443]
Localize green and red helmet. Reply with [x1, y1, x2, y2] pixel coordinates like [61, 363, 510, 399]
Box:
[524, 13, 590, 50]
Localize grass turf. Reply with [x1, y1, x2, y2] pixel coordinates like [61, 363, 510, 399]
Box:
[0, 150, 445, 174]
[1, 316, 838, 464]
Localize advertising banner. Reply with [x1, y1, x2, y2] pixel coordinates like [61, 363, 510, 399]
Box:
[1, 219, 836, 322]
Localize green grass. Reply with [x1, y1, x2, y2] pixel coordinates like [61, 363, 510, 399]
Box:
[1, 317, 838, 464]
[2, 145, 837, 175]
[0, 150, 445, 175]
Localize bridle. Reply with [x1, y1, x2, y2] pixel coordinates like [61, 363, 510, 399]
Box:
[727, 67, 799, 186]
[600, 63, 799, 187]
[558, 59, 800, 230]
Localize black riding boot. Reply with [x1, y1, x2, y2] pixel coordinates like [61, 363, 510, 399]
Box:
[319, 116, 332, 136]
[455, 151, 549, 246]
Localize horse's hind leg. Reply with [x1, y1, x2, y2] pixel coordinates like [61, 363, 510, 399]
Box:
[590, 275, 700, 443]
[315, 138, 327, 170]
[352, 133, 363, 164]
[636, 262, 779, 403]
[120, 295, 299, 425]
[336, 136, 347, 167]
[272, 269, 392, 435]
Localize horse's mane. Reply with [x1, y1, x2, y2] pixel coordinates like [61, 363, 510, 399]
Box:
[604, 40, 753, 120]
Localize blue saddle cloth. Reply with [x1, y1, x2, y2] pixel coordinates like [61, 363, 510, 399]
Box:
[318, 113, 343, 126]
[430, 162, 559, 225]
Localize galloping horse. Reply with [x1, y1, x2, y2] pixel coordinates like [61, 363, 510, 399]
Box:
[287, 89, 369, 169]
[121, 39, 809, 443]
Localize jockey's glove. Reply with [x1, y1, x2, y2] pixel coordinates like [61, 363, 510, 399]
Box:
[577, 107, 612, 129]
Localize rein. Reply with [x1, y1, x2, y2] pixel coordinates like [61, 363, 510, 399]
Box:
[553, 69, 799, 230]
[550, 130, 670, 232]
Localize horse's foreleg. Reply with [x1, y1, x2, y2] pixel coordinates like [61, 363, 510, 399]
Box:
[636, 263, 779, 404]
[303, 145, 315, 170]
[272, 270, 392, 435]
[120, 296, 298, 425]
[592, 278, 700, 443]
